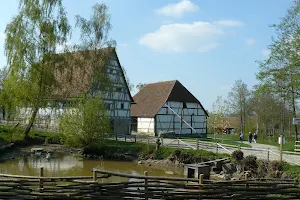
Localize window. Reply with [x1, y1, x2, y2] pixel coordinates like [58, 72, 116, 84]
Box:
[121, 103, 124, 109]
[116, 87, 122, 92]
[183, 102, 187, 109]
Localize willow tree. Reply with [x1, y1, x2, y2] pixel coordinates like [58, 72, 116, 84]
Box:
[257, 0, 300, 140]
[59, 4, 116, 145]
[4, 0, 70, 138]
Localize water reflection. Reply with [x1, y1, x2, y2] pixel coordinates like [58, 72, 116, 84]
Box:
[0, 153, 183, 182]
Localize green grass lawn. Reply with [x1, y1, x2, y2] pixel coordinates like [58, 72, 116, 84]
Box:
[0, 125, 61, 145]
[207, 133, 297, 152]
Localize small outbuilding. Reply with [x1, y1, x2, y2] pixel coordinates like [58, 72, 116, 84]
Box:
[131, 80, 208, 137]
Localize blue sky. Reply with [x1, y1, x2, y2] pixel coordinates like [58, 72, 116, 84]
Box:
[0, 0, 293, 110]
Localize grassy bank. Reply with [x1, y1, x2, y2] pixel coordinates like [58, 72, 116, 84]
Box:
[207, 133, 295, 151]
[84, 140, 229, 163]
[0, 125, 61, 146]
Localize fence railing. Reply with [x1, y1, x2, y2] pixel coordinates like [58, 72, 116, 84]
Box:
[0, 168, 299, 199]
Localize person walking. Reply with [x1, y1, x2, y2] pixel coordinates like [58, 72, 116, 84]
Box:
[248, 132, 253, 143]
[240, 132, 244, 142]
[253, 133, 257, 143]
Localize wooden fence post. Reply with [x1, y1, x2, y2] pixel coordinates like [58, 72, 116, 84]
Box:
[245, 173, 249, 189]
[267, 148, 270, 161]
[115, 134, 118, 141]
[144, 171, 148, 200]
[199, 174, 203, 199]
[135, 135, 137, 143]
[125, 135, 127, 142]
[216, 142, 218, 153]
[93, 170, 97, 182]
[196, 138, 199, 150]
[161, 137, 164, 146]
[177, 140, 180, 147]
[39, 167, 44, 197]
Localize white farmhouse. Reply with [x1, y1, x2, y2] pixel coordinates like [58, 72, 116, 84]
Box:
[131, 80, 208, 137]
[18, 48, 134, 135]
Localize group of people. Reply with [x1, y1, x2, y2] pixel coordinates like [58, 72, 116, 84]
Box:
[239, 131, 257, 143]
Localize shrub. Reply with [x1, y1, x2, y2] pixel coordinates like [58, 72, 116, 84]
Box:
[269, 160, 284, 171]
[244, 155, 258, 172]
[232, 150, 244, 162]
[60, 95, 111, 147]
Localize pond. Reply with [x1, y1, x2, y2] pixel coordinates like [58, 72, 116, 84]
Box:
[0, 152, 183, 182]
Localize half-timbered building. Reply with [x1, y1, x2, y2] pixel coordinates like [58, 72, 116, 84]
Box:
[18, 48, 134, 135]
[131, 80, 208, 137]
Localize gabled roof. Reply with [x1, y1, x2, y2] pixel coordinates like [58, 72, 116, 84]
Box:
[131, 80, 208, 117]
[50, 48, 134, 103]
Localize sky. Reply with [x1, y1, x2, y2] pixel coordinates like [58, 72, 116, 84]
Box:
[0, 0, 294, 110]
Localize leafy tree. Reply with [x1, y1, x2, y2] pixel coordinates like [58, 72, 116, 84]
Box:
[4, 0, 70, 138]
[136, 83, 146, 91]
[257, 0, 300, 140]
[0, 67, 8, 119]
[226, 80, 252, 133]
[74, 3, 116, 94]
[59, 3, 116, 147]
[60, 95, 111, 147]
[207, 96, 229, 136]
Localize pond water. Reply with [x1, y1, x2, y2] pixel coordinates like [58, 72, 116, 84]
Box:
[0, 152, 183, 182]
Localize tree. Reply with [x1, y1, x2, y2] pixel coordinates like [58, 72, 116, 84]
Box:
[4, 0, 70, 138]
[257, 0, 300, 140]
[0, 67, 8, 119]
[60, 95, 111, 147]
[226, 80, 252, 133]
[74, 3, 115, 107]
[136, 83, 146, 91]
[207, 96, 230, 137]
[59, 3, 116, 147]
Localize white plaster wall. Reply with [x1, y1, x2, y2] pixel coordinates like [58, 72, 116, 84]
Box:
[137, 117, 155, 135]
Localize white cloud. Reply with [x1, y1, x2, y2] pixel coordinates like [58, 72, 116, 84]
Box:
[139, 20, 243, 53]
[245, 38, 256, 46]
[213, 20, 244, 27]
[261, 49, 271, 57]
[156, 0, 199, 18]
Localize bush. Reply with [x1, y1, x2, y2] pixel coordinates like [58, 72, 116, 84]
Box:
[244, 155, 258, 172]
[60, 95, 111, 147]
[232, 150, 244, 162]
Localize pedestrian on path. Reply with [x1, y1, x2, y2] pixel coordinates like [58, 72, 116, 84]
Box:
[253, 133, 257, 143]
[240, 132, 244, 142]
[248, 132, 253, 143]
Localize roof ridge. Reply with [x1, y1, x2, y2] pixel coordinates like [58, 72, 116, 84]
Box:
[163, 80, 177, 105]
[146, 80, 177, 85]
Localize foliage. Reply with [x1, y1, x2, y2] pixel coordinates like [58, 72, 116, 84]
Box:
[231, 150, 244, 162]
[207, 96, 230, 134]
[0, 67, 9, 120]
[0, 125, 61, 145]
[226, 80, 252, 133]
[84, 139, 228, 162]
[256, 0, 300, 140]
[4, 0, 71, 137]
[283, 162, 300, 179]
[60, 95, 111, 147]
[74, 3, 115, 94]
[136, 83, 146, 91]
[243, 155, 258, 173]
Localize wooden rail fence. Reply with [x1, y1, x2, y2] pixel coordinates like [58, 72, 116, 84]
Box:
[0, 168, 299, 199]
